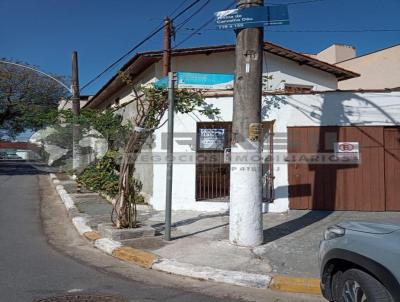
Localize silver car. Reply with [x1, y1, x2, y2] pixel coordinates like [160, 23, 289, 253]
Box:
[319, 221, 400, 302]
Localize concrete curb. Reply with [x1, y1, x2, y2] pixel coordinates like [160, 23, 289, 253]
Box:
[49, 174, 321, 294]
[72, 216, 93, 235]
[153, 259, 271, 288]
[112, 247, 157, 269]
[50, 174, 160, 269]
[94, 238, 122, 255]
[269, 275, 321, 295]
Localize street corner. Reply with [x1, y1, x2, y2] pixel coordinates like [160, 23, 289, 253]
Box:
[269, 275, 321, 295]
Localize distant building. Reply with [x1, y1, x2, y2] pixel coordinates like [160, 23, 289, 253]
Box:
[307, 44, 357, 65]
[306, 43, 400, 90]
[58, 95, 92, 111]
[336, 44, 400, 90]
[0, 141, 40, 160]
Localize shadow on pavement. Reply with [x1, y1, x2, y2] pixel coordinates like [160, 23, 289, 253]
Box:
[263, 211, 333, 244]
[0, 160, 48, 176]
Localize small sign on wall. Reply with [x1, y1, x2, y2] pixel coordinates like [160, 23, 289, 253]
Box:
[199, 129, 225, 150]
[334, 142, 360, 161]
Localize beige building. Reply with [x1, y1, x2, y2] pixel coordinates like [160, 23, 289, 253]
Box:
[314, 44, 356, 65]
[58, 95, 91, 111]
[307, 43, 400, 90]
[336, 44, 400, 90]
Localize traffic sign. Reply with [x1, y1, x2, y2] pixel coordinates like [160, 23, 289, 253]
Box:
[154, 72, 234, 90]
[215, 5, 289, 30]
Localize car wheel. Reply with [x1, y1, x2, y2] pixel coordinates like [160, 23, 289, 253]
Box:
[335, 269, 393, 302]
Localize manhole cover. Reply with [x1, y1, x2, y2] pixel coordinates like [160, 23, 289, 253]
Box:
[34, 294, 128, 302]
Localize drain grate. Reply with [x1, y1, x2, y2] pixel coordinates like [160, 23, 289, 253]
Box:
[34, 294, 128, 302]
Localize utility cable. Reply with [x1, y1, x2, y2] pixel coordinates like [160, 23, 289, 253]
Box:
[173, 0, 236, 49]
[80, 0, 204, 92]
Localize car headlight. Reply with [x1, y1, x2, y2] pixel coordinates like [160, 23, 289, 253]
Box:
[324, 226, 345, 240]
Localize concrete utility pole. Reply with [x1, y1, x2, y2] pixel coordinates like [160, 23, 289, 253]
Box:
[71, 51, 81, 172]
[229, 0, 265, 247]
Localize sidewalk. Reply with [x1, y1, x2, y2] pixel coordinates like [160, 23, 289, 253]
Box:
[51, 173, 400, 294]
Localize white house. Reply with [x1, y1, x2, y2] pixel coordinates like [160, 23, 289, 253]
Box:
[85, 42, 400, 213]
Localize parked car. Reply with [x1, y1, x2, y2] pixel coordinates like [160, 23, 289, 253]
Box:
[6, 154, 22, 160]
[320, 221, 400, 302]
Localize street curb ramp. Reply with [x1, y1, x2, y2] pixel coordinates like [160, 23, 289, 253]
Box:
[49, 173, 321, 295]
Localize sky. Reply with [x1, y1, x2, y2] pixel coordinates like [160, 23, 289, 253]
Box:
[1, 0, 399, 97]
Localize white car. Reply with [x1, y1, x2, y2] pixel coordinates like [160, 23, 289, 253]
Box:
[319, 221, 400, 302]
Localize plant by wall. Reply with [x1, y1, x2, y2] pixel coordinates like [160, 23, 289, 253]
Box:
[77, 151, 145, 210]
[77, 151, 120, 197]
[113, 72, 220, 229]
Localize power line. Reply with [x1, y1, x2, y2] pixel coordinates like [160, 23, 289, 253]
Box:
[169, 0, 192, 19]
[80, 0, 204, 92]
[172, 0, 204, 20]
[173, 0, 236, 49]
[175, 0, 211, 32]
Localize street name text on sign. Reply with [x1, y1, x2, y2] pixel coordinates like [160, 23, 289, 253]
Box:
[215, 5, 289, 30]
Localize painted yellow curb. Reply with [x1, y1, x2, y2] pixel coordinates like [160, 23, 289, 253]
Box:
[112, 246, 158, 269]
[83, 231, 102, 242]
[270, 275, 322, 295]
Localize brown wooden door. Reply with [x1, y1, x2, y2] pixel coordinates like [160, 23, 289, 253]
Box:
[288, 126, 386, 211]
[385, 128, 400, 211]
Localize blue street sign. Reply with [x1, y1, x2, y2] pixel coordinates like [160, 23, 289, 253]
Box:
[215, 5, 289, 30]
[154, 72, 234, 90]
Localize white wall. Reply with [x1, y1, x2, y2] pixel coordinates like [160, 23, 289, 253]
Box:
[16, 150, 28, 160]
[262, 52, 338, 91]
[150, 97, 233, 212]
[150, 91, 400, 212]
[101, 49, 346, 212]
[152, 51, 338, 91]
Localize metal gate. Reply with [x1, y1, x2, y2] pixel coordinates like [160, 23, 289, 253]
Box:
[196, 122, 231, 201]
[195, 121, 274, 202]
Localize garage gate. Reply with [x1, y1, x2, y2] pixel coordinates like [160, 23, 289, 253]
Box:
[288, 126, 400, 211]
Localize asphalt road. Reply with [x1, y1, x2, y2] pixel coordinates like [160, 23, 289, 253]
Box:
[0, 161, 322, 302]
[0, 161, 239, 302]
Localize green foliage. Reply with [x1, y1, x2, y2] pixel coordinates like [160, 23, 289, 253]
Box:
[0, 59, 67, 139]
[77, 151, 120, 197]
[35, 108, 131, 151]
[60, 108, 131, 150]
[143, 86, 221, 122]
[78, 151, 144, 203]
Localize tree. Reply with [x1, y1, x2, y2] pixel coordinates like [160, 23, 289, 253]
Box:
[54, 108, 131, 151]
[31, 108, 131, 174]
[0, 59, 67, 139]
[112, 73, 220, 228]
